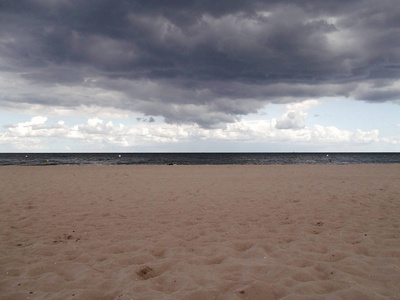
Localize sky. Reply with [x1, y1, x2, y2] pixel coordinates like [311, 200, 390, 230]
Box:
[0, 0, 399, 152]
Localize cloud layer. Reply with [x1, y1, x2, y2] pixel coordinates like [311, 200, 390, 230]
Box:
[2, 101, 397, 152]
[1, 0, 400, 127]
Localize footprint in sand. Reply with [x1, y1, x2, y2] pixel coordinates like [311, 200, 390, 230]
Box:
[137, 266, 157, 280]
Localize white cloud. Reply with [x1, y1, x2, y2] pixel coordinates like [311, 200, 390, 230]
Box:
[275, 100, 319, 130]
[275, 110, 308, 129]
[27, 116, 48, 125]
[0, 133, 44, 150]
[1, 112, 393, 152]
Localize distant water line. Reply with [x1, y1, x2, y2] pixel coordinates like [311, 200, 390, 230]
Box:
[0, 153, 399, 166]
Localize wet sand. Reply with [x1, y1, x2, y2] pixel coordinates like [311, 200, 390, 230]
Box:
[1, 165, 399, 299]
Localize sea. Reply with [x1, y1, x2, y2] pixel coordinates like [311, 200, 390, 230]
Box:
[0, 152, 399, 166]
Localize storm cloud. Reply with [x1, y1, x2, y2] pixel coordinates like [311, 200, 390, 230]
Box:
[1, 0, 399, 127]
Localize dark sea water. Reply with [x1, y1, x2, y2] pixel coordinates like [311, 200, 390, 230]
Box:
[0, 153, 399, 166]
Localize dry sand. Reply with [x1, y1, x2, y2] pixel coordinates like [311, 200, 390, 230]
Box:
[0, 165, 399, 300]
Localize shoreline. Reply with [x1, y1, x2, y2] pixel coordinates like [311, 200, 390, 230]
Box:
[0, 162, 399, 167]
[1, 165, 399, 299]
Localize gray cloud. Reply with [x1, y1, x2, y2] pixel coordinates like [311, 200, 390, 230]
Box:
[1, 0, 399, 127]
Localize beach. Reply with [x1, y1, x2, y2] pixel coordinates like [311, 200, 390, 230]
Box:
[1, 165, 399, 300]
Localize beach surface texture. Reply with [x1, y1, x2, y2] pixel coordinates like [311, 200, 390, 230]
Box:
[1, 165, 400, 300]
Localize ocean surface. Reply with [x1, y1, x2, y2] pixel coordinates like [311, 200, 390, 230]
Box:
[0, 153, 399, 166]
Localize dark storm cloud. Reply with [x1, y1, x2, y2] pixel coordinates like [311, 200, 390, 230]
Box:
[1, 0, 399, 126]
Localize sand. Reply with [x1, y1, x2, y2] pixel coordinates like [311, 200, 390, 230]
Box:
[0, 164, 399, 300]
